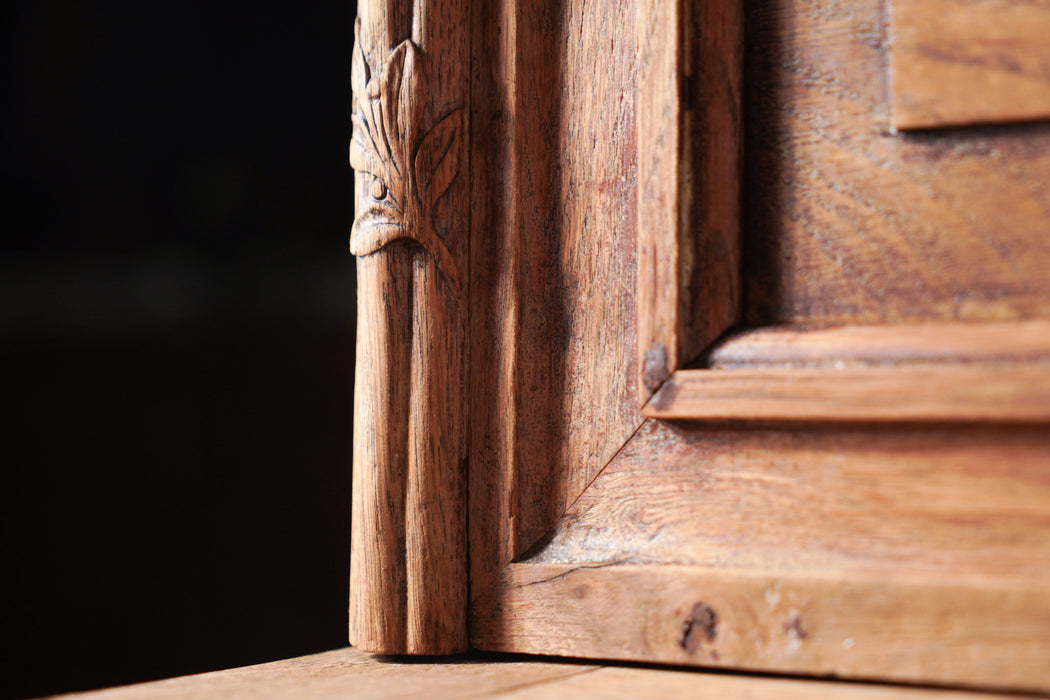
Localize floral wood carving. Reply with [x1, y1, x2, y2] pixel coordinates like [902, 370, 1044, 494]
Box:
[349, 18, 464, 300]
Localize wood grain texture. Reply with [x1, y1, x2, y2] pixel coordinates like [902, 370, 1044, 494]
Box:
[468, 0, 643, 605]
[524, 420, 1050, 579]
[474, 420, 1050, 689]
[647, 320, 1050, 420]
[705, 319, 1050, 368]
[743, 0, 1050, 327]
[476, 564, 1050, 692]
[891, 0, 1050, 130]
[644, 365, 1050, 421]
[637, 0, 742, 401]
[51, 648, 597, 699]
[349, 0, 469, 654]
[55, 648, 1031, 700]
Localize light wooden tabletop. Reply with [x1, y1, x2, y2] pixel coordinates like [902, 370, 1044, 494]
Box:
[51, 647, 1041, 699]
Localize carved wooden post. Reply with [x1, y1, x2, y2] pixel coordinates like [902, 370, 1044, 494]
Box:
[348, 0, 468, 654]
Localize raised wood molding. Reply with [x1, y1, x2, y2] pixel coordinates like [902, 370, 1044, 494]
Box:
[348, 0, 469, 655]
[891, 0, 1050, 130]
[644, 321, 1050, 421]
[645, 365, 1050, 421]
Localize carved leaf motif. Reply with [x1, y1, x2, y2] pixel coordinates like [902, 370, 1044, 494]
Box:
[415, 109, 462, 210]
[349, 18, 463, 300]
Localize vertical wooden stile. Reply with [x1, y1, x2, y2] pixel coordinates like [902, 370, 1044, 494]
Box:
[637, 0, 742, 402]
[348, 0, 469, 654]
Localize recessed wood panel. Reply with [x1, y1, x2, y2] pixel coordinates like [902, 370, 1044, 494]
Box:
[891, 0, 1050, 130]
[743, 0, 1050, 326]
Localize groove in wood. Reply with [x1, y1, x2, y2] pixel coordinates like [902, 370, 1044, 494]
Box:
[348, 0, 469, 655]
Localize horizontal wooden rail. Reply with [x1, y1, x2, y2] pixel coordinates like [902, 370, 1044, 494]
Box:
[645, 321, 1050, 421]
[644, 366, 1050, 422]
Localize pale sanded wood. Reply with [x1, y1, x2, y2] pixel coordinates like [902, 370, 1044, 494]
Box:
[349, 0, 469, 653]
[744, 0, 1050, 326]
[475, 564, 1050, 692]
[644, 365, 1050, 421]
[55, 648, 1030, 699]
[511, 666, 1028, 700]
[468, 0, 645, 602]
[637, 0, 742, 401]
[706, 320, 1050, 368]
[891, 0, 1050, 130]
[50, 648, 597, 699]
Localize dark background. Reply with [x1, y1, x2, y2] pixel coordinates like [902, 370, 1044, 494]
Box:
[1, 2, 357, 697]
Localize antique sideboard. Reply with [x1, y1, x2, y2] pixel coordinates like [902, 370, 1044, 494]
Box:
[347, 0, 1050, 692]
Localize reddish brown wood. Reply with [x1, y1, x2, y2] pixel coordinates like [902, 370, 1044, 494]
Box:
[891, 0, 1050, 130]
[349, 0, 469, 654]
[343, 0, 1050, 688]
[743, 0, 1050, 327]
[526, 420, 1050, 580]
[467, 0, 644, 605]
[645, 365, 1050, 421]
[637, 0, 742, 401]
[476, 563, 1050, 692]
[474, 419, 1050, 689]
[646, 321, 1050, 420]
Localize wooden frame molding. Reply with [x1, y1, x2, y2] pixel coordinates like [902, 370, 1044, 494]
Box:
[348, 0, 470, 655]
[348, 0, 1050, 690]
[637, 0, 742, 402]
[645, 320, 1050, 421]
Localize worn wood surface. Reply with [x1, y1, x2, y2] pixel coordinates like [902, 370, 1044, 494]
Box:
[636, 0, 742, 400]
[648, 320, 1050, 420]
[55, 648, 1032, 699]
[743, 0, 1050, 326]
[522, 420, 1050, 579]
[473, 418, 1050, 690]
[330, 0, 1050, 688]
[349, 0, 469, 653]
[644, 365, 1050, 421]
[891, 0, 1050, 130]
[468, 0, 643, 605]
[476, 564, 1050, 692]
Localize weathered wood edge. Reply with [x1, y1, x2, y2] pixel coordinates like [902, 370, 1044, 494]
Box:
[644, 321, 1050, 421]
[349, 0, 469, 654]
[637, 0, 743, 403]
[474, 563, 1050, 693]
